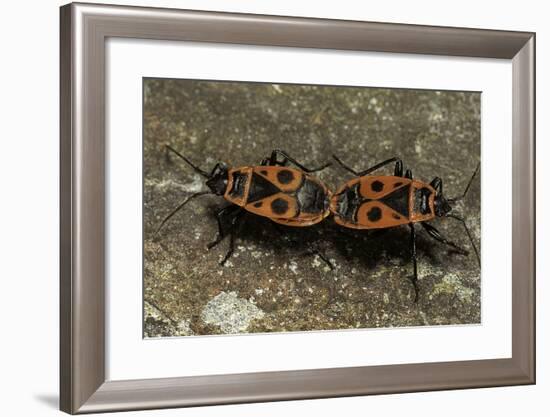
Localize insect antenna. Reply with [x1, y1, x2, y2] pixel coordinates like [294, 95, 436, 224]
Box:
[166, 145, 210, 178]
[448, 162, 480, 203]
[447, 214, 481, 267]
[154, 191, 211, 236]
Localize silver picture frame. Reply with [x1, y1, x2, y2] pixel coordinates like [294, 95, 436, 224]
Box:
[60, 2, 535, 414]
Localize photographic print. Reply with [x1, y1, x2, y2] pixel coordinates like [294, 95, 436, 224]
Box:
[143, 78, 481, 338]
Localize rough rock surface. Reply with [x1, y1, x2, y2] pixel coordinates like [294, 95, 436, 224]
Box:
[143, 78, 481, 337]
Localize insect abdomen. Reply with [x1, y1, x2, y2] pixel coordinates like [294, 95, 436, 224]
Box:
[296, 177, 330, 214]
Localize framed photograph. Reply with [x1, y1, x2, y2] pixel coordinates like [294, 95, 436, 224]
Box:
[60, 2, 535, 414]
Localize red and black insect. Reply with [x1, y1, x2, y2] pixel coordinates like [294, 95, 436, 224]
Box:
[156, 146, 333, 265]
[330, 155, 480, 301]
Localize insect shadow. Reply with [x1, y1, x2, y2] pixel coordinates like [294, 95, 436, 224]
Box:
[201, 200, 334, 268]
[327, 220, 477, 304]
[200, 203, 444, 304]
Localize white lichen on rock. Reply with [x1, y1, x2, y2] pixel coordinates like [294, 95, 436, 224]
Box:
[145, 175, 204, 193]
[288, 261, 298, 275]
[311, 256, 321, 268]
[201, 291, 265, 334]
[176, 319, 193, 336]
[432, 273, 475, 303]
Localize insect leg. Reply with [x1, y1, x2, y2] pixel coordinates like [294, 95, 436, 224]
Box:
[207, 205, 242, 251]
[269, 222, 334, 270]
[260, 151, 285, 166]
[409, 223, 419, 303]
[266, 150, 287, 166]
[406, 170, 419, 302]
[430, 177, 443, 194]
[394, 160, 404, 177]
[219, 211, 246, 266]
[447, 214, 481, 267]
[267, 149, 331, 172]
[331, 154, 360, 175]
[260, 157, 272, 166]
[448, 162, 480, 203]
[357, 157, 402, 176]
[332, 155, 400, 177]
[420, 222, 469, 256]
[304, 247, 334, 270]
[154, 191, 211, 237]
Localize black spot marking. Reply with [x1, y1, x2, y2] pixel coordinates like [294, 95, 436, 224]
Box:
[392, 213, 401, 220]
[271, 198, 289, 215]
[253, 202, 263, 208]
[276, 169, 295, 184]
[260, 170, 268, 176]
[380, 184, 409, 217]
[371, 180, 384, 192]
[394, 182, 403, 188]
[367, 206, 382, 222]
[248, 172, 280, 202]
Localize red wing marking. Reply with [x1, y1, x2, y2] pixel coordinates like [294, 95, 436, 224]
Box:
[252, 166, 303, 192]
[355, 201, 411, 229]
[244, 192, 298, 219]
[358, 176, 411, 199]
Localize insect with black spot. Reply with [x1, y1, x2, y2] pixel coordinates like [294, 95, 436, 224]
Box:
[330, 155, 480, 302]
[155, 145, 334, 266]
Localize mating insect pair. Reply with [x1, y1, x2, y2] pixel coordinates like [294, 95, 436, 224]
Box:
[156, 146, 480, 302]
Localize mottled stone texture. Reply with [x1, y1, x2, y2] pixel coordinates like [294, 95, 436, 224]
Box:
[143, 78, 481, 337]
